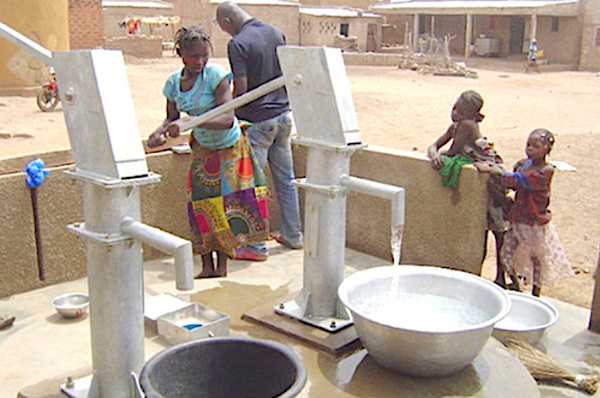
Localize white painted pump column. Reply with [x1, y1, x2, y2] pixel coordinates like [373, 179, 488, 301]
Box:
[274, 46, 406, 333]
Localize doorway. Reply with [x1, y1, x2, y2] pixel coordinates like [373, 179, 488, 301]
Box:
[367, 24, 378, 52]
[509, 17, 525, 54]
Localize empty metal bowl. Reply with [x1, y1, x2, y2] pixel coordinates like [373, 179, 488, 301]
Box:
[338, 265, 510, 377]
[493, 291, 559, 344]
[51, 292, 89, 319]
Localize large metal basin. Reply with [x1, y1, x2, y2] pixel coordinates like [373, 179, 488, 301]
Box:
[338, 265, 510, 377]
[140, 337, 306, 398]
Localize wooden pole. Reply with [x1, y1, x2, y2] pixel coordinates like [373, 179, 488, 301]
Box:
[413, 14, 419, 51]
[530, 13, 538, 41]
[465, 14, 472, 58]
[588, 243, 600, 332]
[29, 188, 44, 281]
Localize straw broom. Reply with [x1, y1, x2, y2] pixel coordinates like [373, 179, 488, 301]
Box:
[504, 338, 598, 394]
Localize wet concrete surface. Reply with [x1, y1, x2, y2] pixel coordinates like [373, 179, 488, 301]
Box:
[1, 241, 598, 398]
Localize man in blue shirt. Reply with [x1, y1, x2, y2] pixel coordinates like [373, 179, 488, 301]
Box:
[216, 2, 303, 261]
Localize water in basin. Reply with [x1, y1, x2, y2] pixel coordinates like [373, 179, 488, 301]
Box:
[338, 265, 511, 377]
[357, 293, 489, 332]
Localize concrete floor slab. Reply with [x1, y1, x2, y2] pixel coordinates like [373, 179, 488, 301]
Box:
[1, 242, 597, 398]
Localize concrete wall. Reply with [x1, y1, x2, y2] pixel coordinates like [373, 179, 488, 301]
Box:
[104, 35, 164, 58]
[0, 160, 86, 298]
[293, 145, 487, 273]
[472, 16, 511, 57]
[0, 151, 190, 298]
[299, 14, 381, 52]
[214, 3, 300, 58]
[580, 0, 600, 71]
[0, 144, 488, 298]
[69, 0, 104, 50]
[174, 0, 213, 35]
[434, 15, 466, 55]
[300, 0, 375, 12]
[0, 1, 69, 89]
[524, 16, 581, 64]
[103, 4, 176, 41]
[381, 15, 413, 46]
[342, 52, 405, 66]
[472, 15, 580, 63]
[379, 13, 581, 64]
[176, 1, 300, 58]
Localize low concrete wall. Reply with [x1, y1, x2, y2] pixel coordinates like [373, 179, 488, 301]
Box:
[0, 144, 487, 298]
[0, 152, 189, 298]
[292, 144, 488, 273]
[104, 35, 164, 59]
[343, 52, 404, 66]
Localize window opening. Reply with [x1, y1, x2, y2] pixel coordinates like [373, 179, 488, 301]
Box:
[551, 17, 559, 32]
[340, 23, 349, 37]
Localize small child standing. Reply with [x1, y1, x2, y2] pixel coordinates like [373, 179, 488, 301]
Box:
[526, 38, 540, 73]
[475, 129, 573, 296]
[427, 90, 512, 287]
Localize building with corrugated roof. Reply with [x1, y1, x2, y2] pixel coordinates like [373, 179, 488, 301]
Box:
[299, 6, 382, 52]
[369, 0, 600, 70]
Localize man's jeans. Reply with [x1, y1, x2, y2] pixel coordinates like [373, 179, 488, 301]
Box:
[246, 111, 303, 254]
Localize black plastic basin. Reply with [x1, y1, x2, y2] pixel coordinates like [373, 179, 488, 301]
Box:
[140, 337, 306, 398]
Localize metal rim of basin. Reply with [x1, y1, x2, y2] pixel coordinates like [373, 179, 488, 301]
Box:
[338, 265, 511, 333]
[140, 336, 307, 398]
[51, 292, 89, 309]
[50, 292, 89, 311]
[494, 291, 559, 333]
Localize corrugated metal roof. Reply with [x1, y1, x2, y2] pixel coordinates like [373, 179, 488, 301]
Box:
[388, 0, 573, 4]
[300, 6, 380, 18]
[372, 0, 577, 10]
[102, 0, 173, 8]
[210, 0, 299, 6]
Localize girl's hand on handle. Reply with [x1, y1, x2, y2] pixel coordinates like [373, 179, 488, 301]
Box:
[147, 124, 169, 148]
[166, 117, 193, 138]
[148, 100, 182, 148]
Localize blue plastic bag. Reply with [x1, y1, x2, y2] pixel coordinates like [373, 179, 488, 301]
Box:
[24, 158, 49, 189]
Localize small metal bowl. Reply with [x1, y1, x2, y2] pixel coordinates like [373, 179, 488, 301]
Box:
[51, 292, 89, 319]
[493, 291, 559, 344]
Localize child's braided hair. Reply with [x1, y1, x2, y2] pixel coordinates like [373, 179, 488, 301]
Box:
[174, 24, 213, 56]
[532, 128, 555, 154]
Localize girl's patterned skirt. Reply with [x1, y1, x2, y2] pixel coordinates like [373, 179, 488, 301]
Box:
[500, 221, 572, 287]
[187, 134, 269, 257]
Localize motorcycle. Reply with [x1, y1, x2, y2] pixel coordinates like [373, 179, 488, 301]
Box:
[36, 68, 59, 112]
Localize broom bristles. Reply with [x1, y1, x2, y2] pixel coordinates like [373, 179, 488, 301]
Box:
[504, 338, 599, 395]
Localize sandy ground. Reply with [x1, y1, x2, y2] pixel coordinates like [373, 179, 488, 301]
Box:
[1, 54, 599, 308]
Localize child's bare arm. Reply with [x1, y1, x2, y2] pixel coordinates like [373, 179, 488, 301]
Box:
[148, 99, 180, 148]
[513, 159, 527, 172]
[474, 161, 503, 175]
[542, 164, 555, 182]
[427, 125, 454, 170]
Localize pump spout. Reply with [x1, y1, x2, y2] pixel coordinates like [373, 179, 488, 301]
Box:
[339, 174, 405, 227]
[121, 217, 194, 291]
